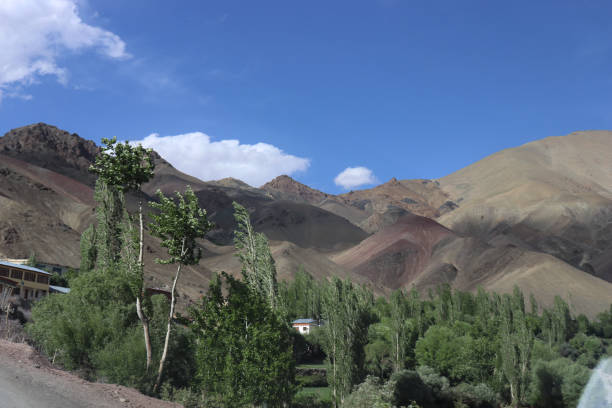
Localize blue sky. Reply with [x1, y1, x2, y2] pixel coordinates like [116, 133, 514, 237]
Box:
[1, 1, 612, 192]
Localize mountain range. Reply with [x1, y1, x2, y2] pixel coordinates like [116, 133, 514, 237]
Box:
[1, 123, 610, 316]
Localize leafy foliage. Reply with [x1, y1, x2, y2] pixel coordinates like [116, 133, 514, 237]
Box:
[233, 201, 279, 311]
[89, 136, 155, 193]
[149, 186, 213, 266]
[190, 273, 295, 407]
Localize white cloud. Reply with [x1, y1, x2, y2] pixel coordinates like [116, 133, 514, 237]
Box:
[334, 166, 377, 189]
[131, 132, 310, 187]
[0, 0, 128, 97]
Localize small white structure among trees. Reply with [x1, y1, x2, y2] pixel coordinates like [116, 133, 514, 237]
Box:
[291, 318, 321, 335]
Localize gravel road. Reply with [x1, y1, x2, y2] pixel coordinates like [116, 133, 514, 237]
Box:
[0, 339, 181, 408]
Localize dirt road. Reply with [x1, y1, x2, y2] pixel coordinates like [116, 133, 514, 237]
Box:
[0, 340, 181, 408]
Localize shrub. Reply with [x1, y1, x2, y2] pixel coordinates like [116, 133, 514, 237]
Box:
[391, 370, 433, 408]
[341, 376, 393, 408]
[528, 358, 590, 408]
[451, 383, 498, 408]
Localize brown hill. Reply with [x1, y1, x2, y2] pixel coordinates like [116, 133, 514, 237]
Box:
[262, 175, 330, 205]
[332, 215, 455, 289]
[337, 177, 454, 232]
[1, 124, 611, 316]
[262, 175, 455, 233]
[438, 131, 612, 283]
[0, 123, 368, 306]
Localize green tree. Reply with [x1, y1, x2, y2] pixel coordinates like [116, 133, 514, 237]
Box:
[365, 322, 393, 378]
[320, 278, 373, 407]
[279, 266, 322, 321]
[389, 289, 410, 373]
[341, 376, 394, 408]
[414, 325, 475, 383]
[190, 273, 295, 407]
[27, 252, 37, 267]
[233, 201, 279, 311]
[89, 136, 155, 369]
[79, 224, 97, 273]
[149, 186, 213, 392]
[498, 289, 533, 407]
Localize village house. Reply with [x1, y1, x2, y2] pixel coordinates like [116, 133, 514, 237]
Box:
[291, 318, 321, 335]
[0, 261, 50, 300]
[0, 258, 75, 276]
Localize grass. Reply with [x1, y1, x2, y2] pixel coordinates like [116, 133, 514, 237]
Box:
[296, 386, 331, 400]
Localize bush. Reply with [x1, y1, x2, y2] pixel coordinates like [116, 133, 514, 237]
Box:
[391, 370, 433, 408]
[451, 383, 498, 408]
[416, 366, 452, 407]
[528, 358, 590, 408]
[570, 333, 605, 368]
[93, 325, 150, 389]
[341, 376, 393, 408]
[528, 360, 564, 408]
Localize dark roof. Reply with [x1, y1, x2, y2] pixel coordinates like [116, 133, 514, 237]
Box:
[0, 276, 18, 287]
[292, 318, 318, 325]
[0, 261, 50, 275]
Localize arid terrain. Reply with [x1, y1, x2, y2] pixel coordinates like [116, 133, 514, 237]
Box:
[1, 123, 611, 316]
[0, 339, 180, 408]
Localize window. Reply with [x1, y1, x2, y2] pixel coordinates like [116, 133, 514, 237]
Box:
[37, 275, 49, 284]
[24, 272, 36, 282]
[11, 270, 22, 279]
[0, 267, 8, 277]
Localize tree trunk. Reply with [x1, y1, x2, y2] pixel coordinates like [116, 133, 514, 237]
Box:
[153, 239, 185, 393]
[332, 342, 337, 408]
[135, 201, 153, 370]
[395, 331, 400, 372]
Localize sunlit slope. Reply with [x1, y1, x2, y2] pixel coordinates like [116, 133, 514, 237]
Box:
[438, 131, 612, 282]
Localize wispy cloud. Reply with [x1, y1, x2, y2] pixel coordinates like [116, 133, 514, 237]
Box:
[0, 0, 128, 99]
[131, 132, 310, 187]
[334, 166, 378, 190]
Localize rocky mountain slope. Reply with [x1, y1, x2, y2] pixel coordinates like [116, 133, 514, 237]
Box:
[0, 123, 368, 305]
[0, 124, 611, 316]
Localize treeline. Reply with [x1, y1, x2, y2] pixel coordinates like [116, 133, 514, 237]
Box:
[281, 270, 612, 408]
[23, 138, 612, 407]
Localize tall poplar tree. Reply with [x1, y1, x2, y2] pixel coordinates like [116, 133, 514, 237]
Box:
[499, 288, 533, 407]
[232, 201, 278, 311]
[389, 289, 409, 373]
[321, 278, 372, 407]
[89, 136, 155, 369]
[149, 186, 212, 392]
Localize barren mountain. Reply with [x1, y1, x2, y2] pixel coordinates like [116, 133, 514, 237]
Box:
[437, 131, 612, 283]
[0, 123, 368, 305]
[262, 175, 331, 205]
[332, 214, 455, 290]
[262, 175, 455, 233]
[1, 124, 611, 316]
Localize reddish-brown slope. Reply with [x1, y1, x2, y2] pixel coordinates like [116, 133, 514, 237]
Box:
[332, 214, 455, 289]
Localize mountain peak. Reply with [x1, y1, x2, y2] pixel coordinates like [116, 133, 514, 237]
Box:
[0, 123, 99, 180]
[262, 175, 329, 205]
[208, 177, 253, 189]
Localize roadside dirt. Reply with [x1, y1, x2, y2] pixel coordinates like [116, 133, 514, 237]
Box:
[0, 339, 182, 408]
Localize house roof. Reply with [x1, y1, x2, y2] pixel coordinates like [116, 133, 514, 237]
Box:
[292, 318, 318, 325]
[0, 261, 50, 275]
[49, 285, 70, 294]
